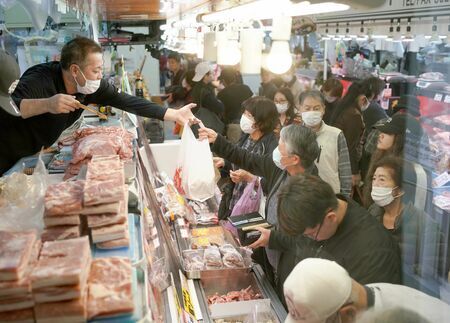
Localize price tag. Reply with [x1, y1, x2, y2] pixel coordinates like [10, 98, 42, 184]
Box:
[434, 93, 443, 102]
[433, 196, 450, 210]
[151, 227, 158, 237]
[177, 218, 185, 226]
[152, 238, 160, 249]
[444, 95, 450, 104]
[180, 228, 189, 239]
[432, 172, 450, 188]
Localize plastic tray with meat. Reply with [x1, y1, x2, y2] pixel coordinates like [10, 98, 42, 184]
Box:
[44, 180, 84, 216]
[204, 246, 223, 270]
[183, 249, 205, 271]
[207, 286, 262, 305]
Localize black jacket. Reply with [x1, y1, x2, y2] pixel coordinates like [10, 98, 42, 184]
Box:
[269, 195, 401, 302]
[191, 82, 224, 116]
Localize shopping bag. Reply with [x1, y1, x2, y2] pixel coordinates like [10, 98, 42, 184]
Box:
[224, 178, 262, 236]
[174, 124, 215, 202]
[230, 178, 262, 216]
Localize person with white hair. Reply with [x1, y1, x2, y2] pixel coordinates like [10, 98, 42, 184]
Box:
[283, 258, 450, 323]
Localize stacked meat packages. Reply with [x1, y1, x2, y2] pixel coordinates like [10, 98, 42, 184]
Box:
[42, 180, 85, 242]
[0, 231, 40, 323]
[31, 237, 91, 323]
[85, 156, 130, 249]
[87, 257, 134, 319]
[61, 127, 134, 180]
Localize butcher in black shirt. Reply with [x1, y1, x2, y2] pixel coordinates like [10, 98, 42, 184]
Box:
[0, 38, 196, 175]
[250, 174, 401, 304]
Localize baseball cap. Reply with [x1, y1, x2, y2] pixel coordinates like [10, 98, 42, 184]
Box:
[375, 113, 422, 137]
[0, 50, 21, 116]
[393, 94, 421, 117]
[192, 61, 212, 82]
[284, 258, 352, 323]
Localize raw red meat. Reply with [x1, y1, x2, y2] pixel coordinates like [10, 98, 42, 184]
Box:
[31, 237, 91, 289]
[87, 257, 134, 319]
[34, 289, 87, 322]
[207, 286, 262, 305]
[44, 181, 84, 216]
[40, 226, 80, 243]
[83, 179, 125, 206]
[0, 231, 37, 282]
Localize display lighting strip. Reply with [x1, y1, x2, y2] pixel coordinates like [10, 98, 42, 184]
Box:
[201, 0, 349, 23]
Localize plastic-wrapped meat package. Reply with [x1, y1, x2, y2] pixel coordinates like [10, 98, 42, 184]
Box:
[31, 237, 91, 289]
[86, 156, 124, 182]
[204, 246, 222, 270]
[83, 178, 125, 206]
[222, 249, 245, 269]
[87, 257, 134, 319]
[73, 127, 135, 142]
[44, 180, 84, 216]
[71, 134, 118, 164]
[0, 231, 37, 281]
[195, 212, 219, 225]
[183, 250, 204, 271]
[34, 289, 87, 322]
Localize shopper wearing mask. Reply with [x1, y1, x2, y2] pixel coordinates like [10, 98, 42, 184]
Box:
[363, 113, 423, 208]
[273, 87, 302, 136]
[250, 174, 400, 304]
[199, 124, 320, 286]
[321, 78, 343, 124]
[215, 97, 278, 220]
[367, 156, 442, 283]
[329, 79, 376, 189]
[298, 90, 352, 197]
[1, 39, 197, 175]
[283, 258, 450, 323]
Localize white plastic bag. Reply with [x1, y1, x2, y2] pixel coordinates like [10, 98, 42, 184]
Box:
[174, 124, 215, 202]
[0, 152, 47, 232]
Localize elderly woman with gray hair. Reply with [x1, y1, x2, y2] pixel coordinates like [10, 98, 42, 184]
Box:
[198, 123, 320, 290]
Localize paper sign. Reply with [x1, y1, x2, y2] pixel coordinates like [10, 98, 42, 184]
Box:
[434, 94, 443, 102]
[180, 228, 189, 239]
[432, 172, 450, 188]
[444, 95, 450, 104]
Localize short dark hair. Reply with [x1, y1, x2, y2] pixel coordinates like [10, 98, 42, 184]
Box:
[298, 89, 326, 107]
[274, 87, 296, 120]
[321, 78, 343, 98]
[278, 174, 338, 236]
[280, 125, 320, 169]
[60, 37, 102, 70]
[220, 67, 236, 86]
[168, 52, 181, 62]
[373, 156, 404, 188]
[364, 76, 385, 97]
[243, 96, 278, 134]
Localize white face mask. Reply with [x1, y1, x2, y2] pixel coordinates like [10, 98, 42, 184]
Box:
[324, 95, 337, 103]
[371, 186, 396, 207]
[360, 96, 370, 112]
[272, 147, 285, 170]
[276, 103, 289, 114]
[302, 111, 322, 127]
[74, 67, 101, 95]
[240, 114, 255, 134]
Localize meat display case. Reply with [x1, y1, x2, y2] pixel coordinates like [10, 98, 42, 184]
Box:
[135, 117, 288, 322]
